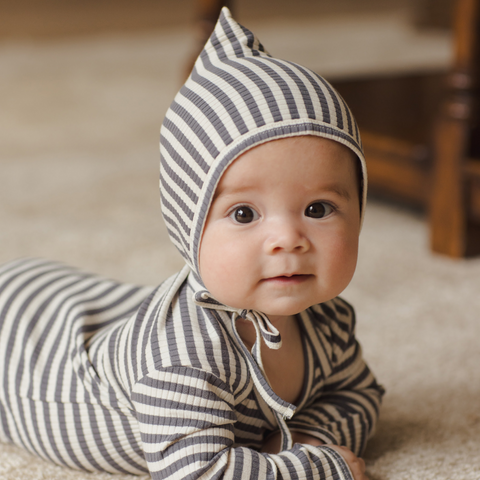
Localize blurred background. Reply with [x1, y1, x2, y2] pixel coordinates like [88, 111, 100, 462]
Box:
[1, 2, 480, 479]
[0, 0, 453, 39]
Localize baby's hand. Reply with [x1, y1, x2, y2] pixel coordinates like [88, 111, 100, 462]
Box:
[327, 445, 369, 480]
[261, 432, 368, 480]
[292, 435, 368, 480]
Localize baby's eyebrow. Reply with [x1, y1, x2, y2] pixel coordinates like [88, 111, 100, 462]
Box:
[212, 184, 255, 201]
[299, 181, 353, 202]
[322, 184, 352, 201]
[214, 182, 353, 201]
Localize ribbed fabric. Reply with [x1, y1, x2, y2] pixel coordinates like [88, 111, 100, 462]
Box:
[0, 8, 383, 480]
[0, 258, 383, 479]
[160, 7, 367, 277]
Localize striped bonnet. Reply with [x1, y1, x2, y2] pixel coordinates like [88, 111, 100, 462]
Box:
[160, 7, 367, 278]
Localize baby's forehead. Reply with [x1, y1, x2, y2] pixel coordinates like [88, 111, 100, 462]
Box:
[237, 135, 357, 165]
[222, 135, 358, 179]
[213, 135, 360, 199]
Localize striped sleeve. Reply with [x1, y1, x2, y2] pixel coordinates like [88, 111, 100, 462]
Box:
[287, 298, 384, 456]
[131, 366, 354, 480]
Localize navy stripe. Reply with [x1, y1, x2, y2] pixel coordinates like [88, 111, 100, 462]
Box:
[313, 71, 344, 129]
[161, 155, 199, 204]
[169, 101, 220, 158]
[162, 213, 190, 251]
[243, 57, 301, 120]
[162, 119, 210, 174]
[239, 24, 267, 55]
[259, 57, 316, 119]
[181, 85, 234, 146]
[204, 32, 267, 128]
[160, 135, 205, 188]
[159, 176, 194, 223]
[284, 60, 332, 124]
[190, 67, 249, 136]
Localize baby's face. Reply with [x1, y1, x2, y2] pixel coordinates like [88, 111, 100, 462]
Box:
[199, 135, 361, 322]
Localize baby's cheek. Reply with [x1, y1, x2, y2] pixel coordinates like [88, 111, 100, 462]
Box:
[334, 236, 359, 284]
[201, 249, 237, 299]
[217, 253, 254, 307]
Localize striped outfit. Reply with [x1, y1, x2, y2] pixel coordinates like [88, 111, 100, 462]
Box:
[0, 8, 383, 480]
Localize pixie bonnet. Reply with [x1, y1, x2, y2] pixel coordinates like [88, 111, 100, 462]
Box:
[160, 7, 367, 279]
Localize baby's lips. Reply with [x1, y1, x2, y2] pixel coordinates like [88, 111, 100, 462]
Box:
[264, 272, 312, 279]
[262, 273, 313, 283]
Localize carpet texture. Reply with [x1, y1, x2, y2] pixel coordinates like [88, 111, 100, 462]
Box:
[1, 15, 479, 479]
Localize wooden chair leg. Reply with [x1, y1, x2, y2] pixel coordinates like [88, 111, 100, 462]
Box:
[430, 86, 470, 257]
[430, 0, 480, 256]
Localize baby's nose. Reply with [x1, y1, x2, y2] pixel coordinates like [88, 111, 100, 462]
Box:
[264, 220, 310, 254]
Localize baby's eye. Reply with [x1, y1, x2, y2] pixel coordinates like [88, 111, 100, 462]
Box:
[305, 202, 334, 218]
[229, 206, 259, 224]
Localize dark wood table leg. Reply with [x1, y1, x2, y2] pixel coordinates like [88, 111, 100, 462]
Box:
[430, 0, 480, 256]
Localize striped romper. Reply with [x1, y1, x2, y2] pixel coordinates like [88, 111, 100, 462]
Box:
[0, 8, 384, 480]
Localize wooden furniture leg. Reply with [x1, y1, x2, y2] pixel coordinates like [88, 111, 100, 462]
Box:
[430, 0, 480, 256]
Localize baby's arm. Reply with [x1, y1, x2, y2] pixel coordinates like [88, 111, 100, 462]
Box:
[258, 299, 382, 480]
[286, 299, 384, 457]
[287, 341, 383, 455]
[132, 367, 356, 480]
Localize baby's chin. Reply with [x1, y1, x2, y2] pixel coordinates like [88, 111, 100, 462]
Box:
[208, 287, 333, 318]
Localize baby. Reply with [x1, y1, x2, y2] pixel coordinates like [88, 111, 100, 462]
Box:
[0, 8, 383, 480]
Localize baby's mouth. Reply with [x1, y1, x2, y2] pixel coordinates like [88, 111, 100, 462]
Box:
[263, 274, 312, 284]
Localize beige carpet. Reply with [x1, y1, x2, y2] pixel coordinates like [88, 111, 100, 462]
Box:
[1, 15, 479, 480]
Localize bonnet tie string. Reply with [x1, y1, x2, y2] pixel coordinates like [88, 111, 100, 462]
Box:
[193, 290, 282, 351]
